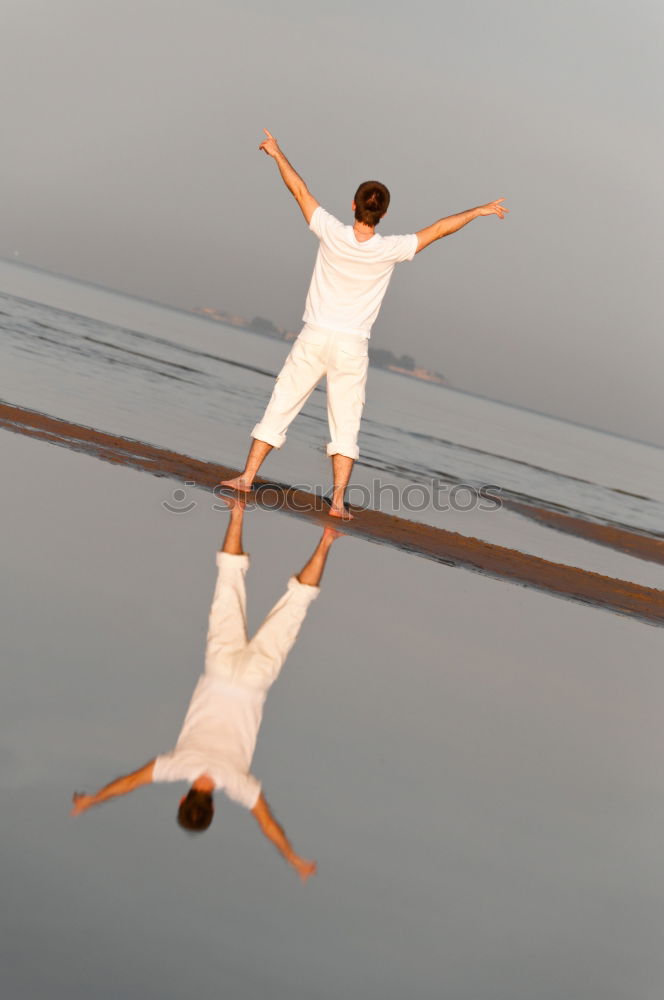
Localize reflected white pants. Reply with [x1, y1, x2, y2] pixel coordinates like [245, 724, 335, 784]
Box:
[204, 552, 319, 692]
[251, 325, 369, 461]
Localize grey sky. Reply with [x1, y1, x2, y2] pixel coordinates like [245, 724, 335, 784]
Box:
[2, 0, 663, 445]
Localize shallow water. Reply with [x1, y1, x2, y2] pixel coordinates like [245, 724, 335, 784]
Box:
[1, 258, 663, 532]
[2, 262, 664, 999]
[2, 259, 664, 589]
[3, 430, 664, 1000]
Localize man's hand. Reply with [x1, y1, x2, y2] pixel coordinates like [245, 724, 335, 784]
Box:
[258, 129, 319, 224]
[259, 129, 281, 158]
[477, 198, 508, 218]
[71, 793, 95, 816]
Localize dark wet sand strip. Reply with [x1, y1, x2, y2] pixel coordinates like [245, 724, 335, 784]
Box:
[2, 401, 663, 627]
[502, 499, 664, 565]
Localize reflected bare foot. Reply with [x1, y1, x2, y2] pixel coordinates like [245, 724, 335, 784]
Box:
[328, 504, 354, 521]
[219, 475, 254, 493]
[216, 492, 246, 512]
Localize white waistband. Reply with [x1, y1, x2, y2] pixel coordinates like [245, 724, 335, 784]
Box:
[302, 323, 370, 341]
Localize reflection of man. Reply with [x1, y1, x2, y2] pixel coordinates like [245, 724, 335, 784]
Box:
[222, 129, 508, 519]
[71, 497, 341, 882]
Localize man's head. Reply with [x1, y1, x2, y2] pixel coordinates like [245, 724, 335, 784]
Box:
[177, 788, 214, 833]
[353, 181, 390, 227]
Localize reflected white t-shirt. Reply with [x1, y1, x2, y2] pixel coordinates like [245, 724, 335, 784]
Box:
[302, 206, 418, 339]
[153, 675, 264, 809]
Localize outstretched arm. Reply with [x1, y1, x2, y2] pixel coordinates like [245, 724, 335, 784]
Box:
[259, 129, 319, 225]
[416, 199, 508, 253]
[251, 791, 317, 882]
[71, 760, 155, 816]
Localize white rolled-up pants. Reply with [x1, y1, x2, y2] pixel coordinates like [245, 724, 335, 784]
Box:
[251, 325, 369, 461]
[205, 552, 320, 692]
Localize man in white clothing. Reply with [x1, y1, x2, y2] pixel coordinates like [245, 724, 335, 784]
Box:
[71, 497, 341, 883]
[222, 129, 508, 518]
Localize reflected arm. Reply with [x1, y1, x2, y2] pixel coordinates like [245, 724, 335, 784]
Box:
[71, 760, 155, 816]
[251, 792, 317, 882]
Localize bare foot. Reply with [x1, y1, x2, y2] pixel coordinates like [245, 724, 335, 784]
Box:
[219, 475, 254, 493]
[323, 525, 344, 541]
[328, 505, 354, 521]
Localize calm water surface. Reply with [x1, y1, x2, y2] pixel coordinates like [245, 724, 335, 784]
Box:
[2, 261, 664, 1000]
[2, 259, 663, 588]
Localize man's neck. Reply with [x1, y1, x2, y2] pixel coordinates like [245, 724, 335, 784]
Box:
[353, 221, 375, 242]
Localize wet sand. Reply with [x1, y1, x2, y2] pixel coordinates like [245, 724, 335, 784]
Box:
[502, 498, 664, 565]
[2, 400, 663, 626]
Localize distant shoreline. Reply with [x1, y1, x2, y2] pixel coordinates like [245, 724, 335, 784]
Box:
[1, 255, 661, 450]
[193, 307, 447, 387]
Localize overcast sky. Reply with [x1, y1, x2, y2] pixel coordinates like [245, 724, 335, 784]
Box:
[2, 0, 662, 445]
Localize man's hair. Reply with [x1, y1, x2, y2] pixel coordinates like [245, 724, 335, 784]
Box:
[177, 789, 214, 833]
[354, 181, 390, 227]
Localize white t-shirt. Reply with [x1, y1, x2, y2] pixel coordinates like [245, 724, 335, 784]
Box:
[153, 675, 264, 809]
[302, 206, 418, 339]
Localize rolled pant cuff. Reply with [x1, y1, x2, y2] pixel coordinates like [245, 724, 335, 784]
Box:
[287, 575, 321, 600]
[216, 551, 250, 570]
[326, 441, 360, 460]
[251, 424, 286, 449]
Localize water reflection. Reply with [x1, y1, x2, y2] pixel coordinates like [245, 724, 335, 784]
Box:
[71, 496, 342, 882]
